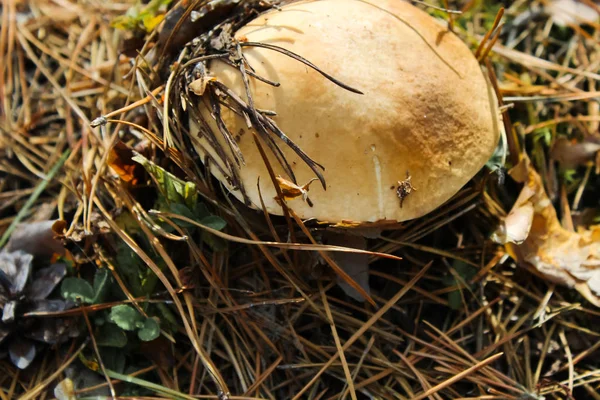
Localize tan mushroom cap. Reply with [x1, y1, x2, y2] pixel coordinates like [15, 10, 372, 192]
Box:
[190, 0, 502, 224]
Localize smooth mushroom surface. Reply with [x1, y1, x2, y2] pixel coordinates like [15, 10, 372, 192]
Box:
[190, 0, 502, 224]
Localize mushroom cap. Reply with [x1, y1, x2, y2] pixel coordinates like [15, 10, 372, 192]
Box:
[190, 0, 502, 224]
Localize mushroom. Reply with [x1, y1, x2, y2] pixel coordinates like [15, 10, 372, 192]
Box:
[188, 0, 502, 300]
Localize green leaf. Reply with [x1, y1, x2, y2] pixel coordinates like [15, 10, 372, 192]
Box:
[141, 269, 159, 296]
[96, 323, 128, 348]
[156, 302, 178, 328]
[448, 290, 463, 311]
[110, 0, 172, 32]
[168, 203, 198, 229]
[132, 153, 197, 209]
[61, 277, 94, 304]
[454, 262, 477, 282]
[194, 203, 210, 220]
[137, 318, 160, 342]
[201, 231, 227, 251]
[443, 261, 477, 309]
[485, 140, 506, 173]
[115, 212, 141, 235]
[115, 242, 144, 297]
[100, 348, 127, 373]
[442, 261, 477, 286]
[93, 269, 111, 304]
[109, 305, 143, 331]
[200, 215, 226, 231]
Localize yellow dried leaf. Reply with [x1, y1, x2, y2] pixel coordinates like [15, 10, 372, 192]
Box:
[275, 176, 318, 202]
[498, 156, 600, 306]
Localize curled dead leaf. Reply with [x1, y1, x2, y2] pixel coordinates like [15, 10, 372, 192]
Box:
[498, 156, 600, 306]
[550, 137, 600, 169]
[275, 176, 318, 205]
[108, 141, 143, 184]
[492, 202, 534, 245]
[6, 220, 66, 258]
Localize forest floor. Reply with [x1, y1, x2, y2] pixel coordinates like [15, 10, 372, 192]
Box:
[1, 0, 600, 399]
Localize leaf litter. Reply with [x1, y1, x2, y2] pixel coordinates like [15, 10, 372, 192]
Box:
[2, 0, 600, 399]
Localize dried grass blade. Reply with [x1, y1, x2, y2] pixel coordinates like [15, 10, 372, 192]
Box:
[475, 7, 504, 59]
[319, 281, 358, 400]
[394, 349, 442, 400]
[16, 31, 92, 127]
[291, 262, 432, 399]
[288, 209, 375, 305]
[81, 305, 116, 398]
[239, 42, 363, 94]
[91, 85, 164, 127]
[153, 210, 401, 260]
[94, 200, 230, 396]
[412, 353, 504, 400]
[340, 336, 375, 400]
[19, 340, 88, 400]
[243, 356, 283, 397]
[558, 329, 574, 394]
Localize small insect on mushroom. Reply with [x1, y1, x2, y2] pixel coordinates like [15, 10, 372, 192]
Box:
[275, 175, 319, 207]
[396, 171, 416, 208]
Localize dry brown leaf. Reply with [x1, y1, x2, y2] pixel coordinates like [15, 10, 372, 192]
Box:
[495, 156, 600, 306]
[107, 141, 143, 185]
[550, 137, 600, 168]
[275, 176, 318, 203]
[492, 202, 534, 245]
[327, 232, 371, 303]
[546, 0, 599, 27]
[6, 220, 66, 258]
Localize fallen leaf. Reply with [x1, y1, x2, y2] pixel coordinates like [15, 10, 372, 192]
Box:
[9, 338, 36, 369]
[108, 141, 143, 184]
[550, 137, 600, 169]
[28, 299, 72, 313]
[6, 220, 66, 258]
[26, 263, 67, 300]
[327, 232, 371, 302]
[0, 250, 33, 299]
[546, 0, 599, 27]
[496, 156, 600, 306]
[275, 176, 318, 203]
[26, 317, 80, 344]
[491, 202, 534, 244]
[67, 212, 112, 242]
